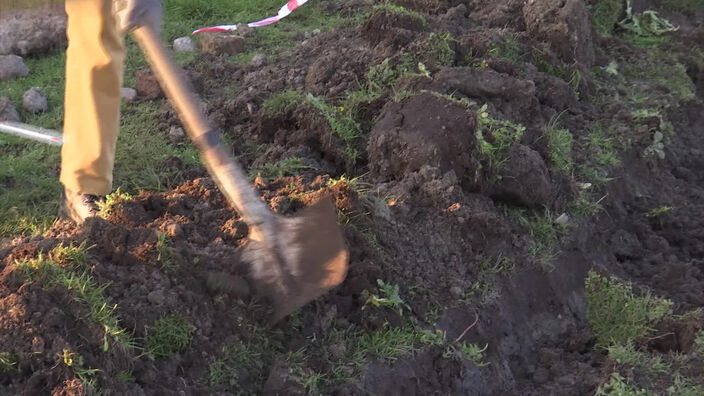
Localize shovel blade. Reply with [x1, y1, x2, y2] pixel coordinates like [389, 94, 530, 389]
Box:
[247, 197, 348, 322]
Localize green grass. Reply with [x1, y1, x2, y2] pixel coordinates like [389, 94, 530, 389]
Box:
[585, 271, 673, 348]
[96, 188, 133, 219]
[503, 207, 566, 268]
[596, 372, 648, 396]
[590, 0, 625, 37]
[146, 314, 196, 357]
[652, 0, 704, 13]
[250, 157, 314, 180]
[417, 32, 455, 68]
[156, 232, 178, 274]
[476, 104, 525, 170]
[372, 3, 426, 25]
[306, 93, 362, 163]
[0, 352, 18, 373]
[488, 36, 520, 62]
[545, 114, 573, 172]
[17, 245, 134, 351]
[261, 90, 304, 118]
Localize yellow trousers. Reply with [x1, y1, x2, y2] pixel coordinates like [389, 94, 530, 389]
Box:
[60, 0, 125, 195]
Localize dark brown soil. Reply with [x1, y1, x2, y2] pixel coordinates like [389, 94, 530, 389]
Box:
[2, 0, 704, 394]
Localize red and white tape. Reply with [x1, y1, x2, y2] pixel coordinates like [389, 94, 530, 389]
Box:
[192, 0, 309, 34]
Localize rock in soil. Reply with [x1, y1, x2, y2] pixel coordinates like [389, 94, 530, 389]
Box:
[135, 70, 164, 99]
[490, 144, 553, 208]
[250, 53, 267, 68]
[0, 54, 29, 80]
[173, 36, 197, 52]
[0, 97, 20, 122]
[0, 7, 67, 56]
[120, 87, 137, 103]
[199, 32, 246, 55]
[22, 87, 48, 114]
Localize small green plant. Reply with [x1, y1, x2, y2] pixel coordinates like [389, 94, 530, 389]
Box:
[596, 372, 648, 396]
[476, 104, 525, 169]
[545, 114, 574, 172]
[306, 93, 362, 163]
[364, 279, 411, 315]
[0, 352, 18, 373]
[587, 126, 622, 169]
[156, 232, 177, 274]
[261, 90, 304, 118]
[417, 32, 455, 67]
[695, 330, 704, 355]
[62, 349, 100, 392]
[357, 326, 444, 362]
[618, 2, 679, 48]
[645, 205, 672, 218]
[591, 0, 626, 36]
[488, 36, 520, 61]
[608, 342, 670, 374]
[97, 188, 132, 218]
[49, 242, 91, 271]
[643, 131, 666, 160]
[505, 207, 566, 267]
[146, 314, 196, 357]
[459, 343, 489, 367]
[585, 271, 673, 348]
[249, 157, 314, 180]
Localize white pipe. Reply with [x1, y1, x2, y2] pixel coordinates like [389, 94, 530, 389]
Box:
[0, 121, 63, 146]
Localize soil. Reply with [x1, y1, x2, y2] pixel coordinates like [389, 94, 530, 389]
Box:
[2, 0, 704, 395]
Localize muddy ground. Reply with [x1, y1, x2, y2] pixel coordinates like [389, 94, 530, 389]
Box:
[2, 0, 704, 395]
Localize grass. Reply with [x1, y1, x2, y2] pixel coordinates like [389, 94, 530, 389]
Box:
[504, 207, 566, 267]
[476, 104, 525, 170]
[487, 35, 520, 62]
[372, 3, 426, 25]
[306, 93, 362, 163]
[17, 245, 134, 351]
[261, 90, 304, 118]
[545, 113, 573, 173]
[62, 349, 100, 392]
[146, 314, 196, 357]
[0, 352, 18, 373]
[156, 232, 177, 274]
[585, 271, 673, 348]
[596, 372, 648, 396]
[590, 0, 625, 36]
[416, 32, 455, 68]
[96, 188, 133, 219]
[249, 157, 314, 180]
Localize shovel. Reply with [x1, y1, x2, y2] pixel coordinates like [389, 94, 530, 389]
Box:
[131, 25, 348, 322]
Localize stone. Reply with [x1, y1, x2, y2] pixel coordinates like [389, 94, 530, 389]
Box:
[22, 87, 48, 113]
[135, 70, 163, 99]
[173, 36, 197, 52]
[0, 54, 30, 80]
[147, 289, 166, 305]
[120, 87, 137, 103]
[250, 53, 267, 68]
[0, 97, 20, 122]
[169, 126, 185, 142]
[199, 32, 246, 55]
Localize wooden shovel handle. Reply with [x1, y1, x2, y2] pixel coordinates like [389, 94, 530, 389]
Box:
[132, 25, 271, 226]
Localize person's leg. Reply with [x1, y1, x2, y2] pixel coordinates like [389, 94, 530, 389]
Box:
[60, 0, 125, 197]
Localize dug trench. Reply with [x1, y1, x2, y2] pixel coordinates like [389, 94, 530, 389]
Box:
[2, 0, 704, 394]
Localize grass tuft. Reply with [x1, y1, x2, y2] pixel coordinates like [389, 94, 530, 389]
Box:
[476, 104, 525, 170]
[146, 314, 196, 357]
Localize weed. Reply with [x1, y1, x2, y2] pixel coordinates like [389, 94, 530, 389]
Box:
[545, 113, 574, 172]
[504, 207, 566, 267]
[97, 188, 133, 219]
[364, 279, 411, 315]
[372, 3, 426, 25]
[488, 36, 520, 62]
[621, 53, 696, 102]
[595, 372, 648, 396]
[591, 0, 626, 36]
[570, 193, 607, 217]
[0, 352, 18, 373]
[146, 314, 196, 357]
[249, 157, 314, 180]
[585, 271, 673, 348]
[62, 349, 100, 392]
[367, 58, 402, 89]
[417, 32, 455, 68]
[459, 343, 489, 367]
[476, 104, 525, 169]
[306, 93, 362, 163]
[261, 90, 304, 118]
[695, 330, 704, 355]
[645, 206, 673, 218]
[155, 232, 177, 274]
[608, 342, 670, 374]
[586, 126, 622, 169]
[428, 91, 474, 107]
